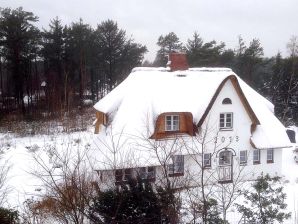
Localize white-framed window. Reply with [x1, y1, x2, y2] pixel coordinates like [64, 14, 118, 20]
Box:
[253, 149, 260, 164]
[240, 150, 247, 165]
[203, 153, 211, 168]
[219, 113, 233, 130]
[267, 149, 274, 163]
[165, 115, 180, 131]
[168, 155, 184, 176]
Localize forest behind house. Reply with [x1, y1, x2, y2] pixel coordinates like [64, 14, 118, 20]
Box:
[0, 7, 298, 130]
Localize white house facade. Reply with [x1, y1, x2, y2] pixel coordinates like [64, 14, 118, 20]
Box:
[91, 55, 291, 190]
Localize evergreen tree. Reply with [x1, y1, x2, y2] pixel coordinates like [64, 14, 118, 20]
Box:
[96, 20, 147, 90]
[156, 184, 181, 224]
[41, 17, 66, 112]
[154, 32, 183, 66]
[90, 178, 164, 224]
[218, 49, 235, 68]
[234, 37, 264, 85]
[204, 198, 226, 224]
[0, 207, 19, 224]
[0, 7, 39, 114]
[235, 174, 291, 224]
[64, 19, 95, 103]
[186, 32, 226, 67]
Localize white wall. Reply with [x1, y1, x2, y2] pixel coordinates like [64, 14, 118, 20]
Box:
[188, 79, 283, 181]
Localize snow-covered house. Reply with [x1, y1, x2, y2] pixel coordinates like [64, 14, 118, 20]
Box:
[92, 53, 291, 189]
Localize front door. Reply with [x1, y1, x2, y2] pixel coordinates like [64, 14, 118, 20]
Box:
[218, 150, 233, 182]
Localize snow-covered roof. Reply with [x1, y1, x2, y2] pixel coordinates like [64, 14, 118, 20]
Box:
[92, 67, 291, 169]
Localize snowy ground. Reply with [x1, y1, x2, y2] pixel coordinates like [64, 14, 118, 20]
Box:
[0, 128, 94, 211]
[0, 127, 298, 223]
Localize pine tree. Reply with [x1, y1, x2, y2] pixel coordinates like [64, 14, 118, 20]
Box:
[186, 32, 225, 67]
[95, 20, 147, 92]
[90, 178, 164, 224]
[64, 19, 95, 103]
[154, 32, 183, 67]
[235, 174, 291, 224]
[0, 207, 19, 224]
[41, 17, 66, 112]
[235, 38, 264, 85]
[0, 7, 39, 114]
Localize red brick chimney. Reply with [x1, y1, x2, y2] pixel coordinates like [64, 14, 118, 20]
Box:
[168, 52, 189, 71]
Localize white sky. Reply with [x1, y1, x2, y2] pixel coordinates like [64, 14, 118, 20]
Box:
[1, 0, 298, 61]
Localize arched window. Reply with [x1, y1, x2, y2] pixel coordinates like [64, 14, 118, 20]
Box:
[222, 98, 232, 104]
[219, 151, 232, 166]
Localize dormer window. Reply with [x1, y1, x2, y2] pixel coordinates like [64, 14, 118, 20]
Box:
[222, 98, 232, 104]
[150, 112, 195, 139]
[165, 115, 180, 131]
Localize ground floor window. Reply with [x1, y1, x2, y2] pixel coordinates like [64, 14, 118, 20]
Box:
[115, 168, 133, 183]
[253, 149, 260, 164]
[139, 166, 156, 180]
[219, 150, 232, 166]
[203, 153, 211, 168]
[240, 150, 247, 165]
[168, 155, 184, 176]
[267, 149, 274, 163]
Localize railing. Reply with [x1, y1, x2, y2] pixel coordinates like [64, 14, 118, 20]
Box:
[218, 166, 232, 182]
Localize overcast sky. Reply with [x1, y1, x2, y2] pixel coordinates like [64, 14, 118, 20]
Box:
[1, 0, 298, 61]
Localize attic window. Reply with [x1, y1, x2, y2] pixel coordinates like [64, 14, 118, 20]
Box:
[165, 115, 180, 131]
[219, 113, 233, 130]
[222, 98, 232, 104]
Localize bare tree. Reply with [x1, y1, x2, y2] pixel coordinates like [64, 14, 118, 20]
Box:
[178, 121, 249, 223]
[26, 135, 97, 224]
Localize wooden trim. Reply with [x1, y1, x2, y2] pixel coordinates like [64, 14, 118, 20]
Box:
[229, 76, 260, 126]
[94, 110, 108, 134]
[197, 75, 260, 129]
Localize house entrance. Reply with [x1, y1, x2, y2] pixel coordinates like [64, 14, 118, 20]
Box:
[218, 150, 233, 183]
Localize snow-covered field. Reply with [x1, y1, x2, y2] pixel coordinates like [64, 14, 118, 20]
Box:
[1, 126, 298, 223]
[0, 128, 94, 210]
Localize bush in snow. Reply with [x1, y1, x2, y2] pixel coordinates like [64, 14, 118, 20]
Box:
[235, 174, 291, 224]
[0, 207, 19, 224]
[89, 178, 180, 224]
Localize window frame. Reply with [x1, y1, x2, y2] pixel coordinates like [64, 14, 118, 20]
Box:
[123, 168, 133, 181]
[139, 166, 156, 181]
[239, 150, 247, 165]
[168, 155, 184, 177]
[203, 153, 211, 168]
[165, 115, 180, 132]
[267, 149, 274, 163]
[219, 112, 233, 130]
[219, 151, 232, 166]
[253, 149, 260, 165]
